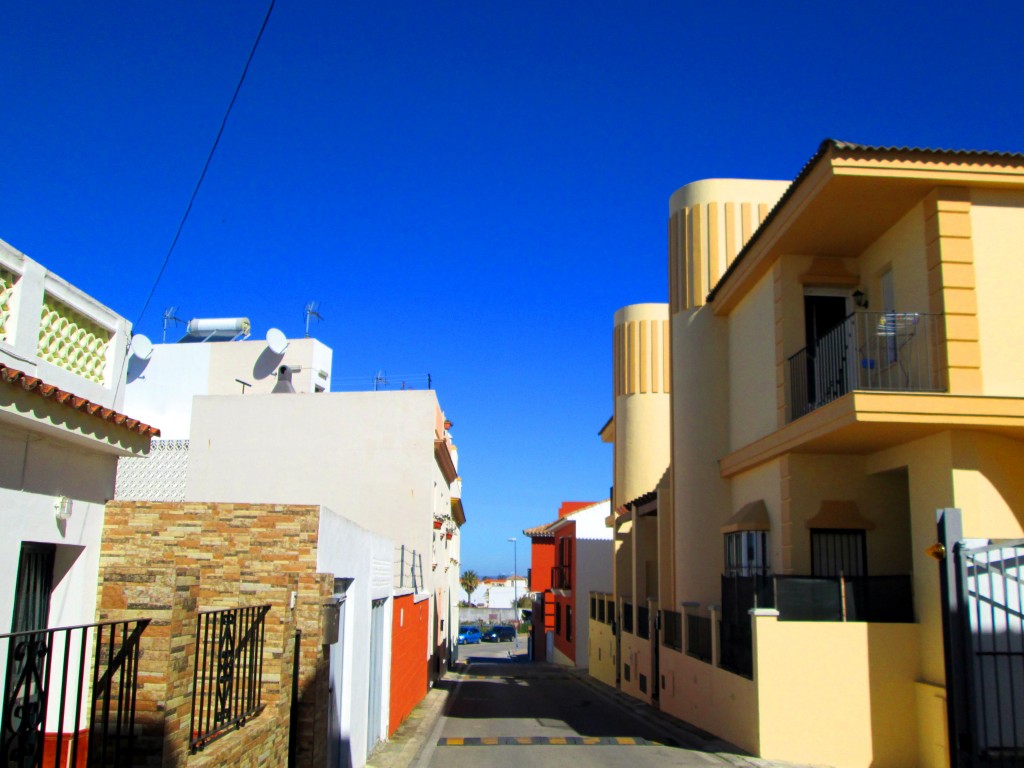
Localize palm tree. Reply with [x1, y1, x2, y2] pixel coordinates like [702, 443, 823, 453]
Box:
[460, 570, 480, 604]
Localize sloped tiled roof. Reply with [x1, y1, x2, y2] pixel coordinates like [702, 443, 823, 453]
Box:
[0, 362, 160, 436]
[707, 138, 1024, 303]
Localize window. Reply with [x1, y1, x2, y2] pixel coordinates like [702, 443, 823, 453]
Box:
[590, 596, 596, 620]
[597, 598, 605, 624]
[811, 529, 867, 577]
[724, 531, 769, 576]
[566, 606, 572, 641]
[555, 603, 561, 635]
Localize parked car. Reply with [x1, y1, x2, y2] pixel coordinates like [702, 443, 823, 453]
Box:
[458, 625, 482, 644]
[483, 625, 516, 642]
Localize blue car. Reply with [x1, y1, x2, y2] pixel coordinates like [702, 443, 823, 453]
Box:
[458, 625, 482, 644]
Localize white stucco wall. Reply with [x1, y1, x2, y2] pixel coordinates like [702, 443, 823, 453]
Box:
[317, 507, 394, 768]
[123, 337, 332, 439]
[0, 240, 131, 411]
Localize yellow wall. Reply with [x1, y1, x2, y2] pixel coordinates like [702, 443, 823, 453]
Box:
[728, 274, 778, 449]
[588, 616, 617, 687]
[658, 647, 759, 754]
[784, 454, 912, 576]
[613, 304, 671, 509]
[858, 202, 929, 314]
[619, 630, 653, 704]
[970, 189, 1024, 397]
[755, 614, 920, 768]
[671, 306, 732, 607]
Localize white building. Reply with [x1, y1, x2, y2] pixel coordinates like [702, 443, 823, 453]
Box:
[116, 330, 464, 763]
[0, 240, 154, 637]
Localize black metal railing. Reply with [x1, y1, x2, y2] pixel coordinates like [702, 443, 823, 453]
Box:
[394, 546, 425, 591]
[787, 311, 943, 421]
[621, 602, 634, 634]
[0, 618, 149, 768]
[551, 565, 571, 590]
[662, 610, 683, 652]
[637, 605, 650, 640]
[190, 605, 270, 752]
[685, 614, 711, 662]
[718, 573, 915, 678]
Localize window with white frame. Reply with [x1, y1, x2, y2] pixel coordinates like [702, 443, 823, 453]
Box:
[724, 530, 770, 576]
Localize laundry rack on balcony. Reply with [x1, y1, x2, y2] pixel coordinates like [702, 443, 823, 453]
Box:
[858, 312, 921, 390]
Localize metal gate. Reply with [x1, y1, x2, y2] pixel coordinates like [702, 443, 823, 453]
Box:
[366, 599, 387, 756]
[938, 508, 1024, 767]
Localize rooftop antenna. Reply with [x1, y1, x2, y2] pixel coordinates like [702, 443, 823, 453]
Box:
[373, 369, 388, 391]
[162, 306, 185, 343]
[304, 300, 323, 338]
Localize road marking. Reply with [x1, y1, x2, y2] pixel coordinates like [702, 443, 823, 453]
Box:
[436, 736, 660, 747]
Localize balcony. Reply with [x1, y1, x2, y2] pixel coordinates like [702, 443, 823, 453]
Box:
[551, 564, 571, 591]
[786, 311, 944, 422]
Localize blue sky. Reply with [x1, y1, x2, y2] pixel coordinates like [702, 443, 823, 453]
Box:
[3, 1, 1023, 576]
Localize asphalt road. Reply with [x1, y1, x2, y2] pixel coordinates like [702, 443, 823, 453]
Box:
[418, 641, 777, 768]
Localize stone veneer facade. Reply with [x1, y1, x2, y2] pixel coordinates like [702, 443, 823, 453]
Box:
[97, 501, 334, 768]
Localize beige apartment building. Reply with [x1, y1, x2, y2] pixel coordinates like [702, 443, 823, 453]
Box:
[594, 141, 1024, 768]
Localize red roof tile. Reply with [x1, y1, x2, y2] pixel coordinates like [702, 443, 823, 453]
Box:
[0, 362, 160, 437]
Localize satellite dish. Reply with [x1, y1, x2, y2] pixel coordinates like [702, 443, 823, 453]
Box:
[266, 328, 289, 355]
[130, 333, 153, 361]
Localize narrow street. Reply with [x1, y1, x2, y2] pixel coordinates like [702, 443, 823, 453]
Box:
[417, 642, 803, 768]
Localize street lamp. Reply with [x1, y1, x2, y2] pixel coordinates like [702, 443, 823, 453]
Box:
[508, 537, 519, 650]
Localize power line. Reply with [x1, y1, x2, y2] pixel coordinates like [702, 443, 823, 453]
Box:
[114, 0, 276, 404]
[133, 0, 276, 331]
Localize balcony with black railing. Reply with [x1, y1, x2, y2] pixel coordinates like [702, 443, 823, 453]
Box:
[786, 311, 944, 422]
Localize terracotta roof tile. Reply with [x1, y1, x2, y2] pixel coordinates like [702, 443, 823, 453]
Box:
[0, 362, 160, 437]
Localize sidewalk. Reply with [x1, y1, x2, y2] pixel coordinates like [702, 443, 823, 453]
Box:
[366, 661, 827, 768]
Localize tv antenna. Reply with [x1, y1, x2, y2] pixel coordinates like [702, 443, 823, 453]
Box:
[304, 301, 323, 338]
[162, 306, 185, 343]
[373, 369, 388, 391]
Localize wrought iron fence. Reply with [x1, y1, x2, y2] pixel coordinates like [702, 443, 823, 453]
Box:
[662, 610, 683, 652]
[0, 617, 149, 768]
[786, 311, 944, 421]
[394, 546, 425, 591]
[636, 605, 650, 640]
[685, 614, 711, 661]
[190, 605, 270, 752]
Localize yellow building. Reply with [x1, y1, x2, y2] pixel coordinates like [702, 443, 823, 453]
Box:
[609, 140, 1024, 768]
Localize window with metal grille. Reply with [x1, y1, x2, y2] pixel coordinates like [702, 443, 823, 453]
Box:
[811, 529, 867, 577]
[555, 603, 561, 635]
[566, 606, 572, 642]
[724, 531, 770, 576]
[598, 598, 606, 624]
[590, 596, 596, 620]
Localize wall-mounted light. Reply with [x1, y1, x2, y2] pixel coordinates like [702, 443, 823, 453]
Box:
[852, 289, 869, 309]
[54, 495, 73, 522]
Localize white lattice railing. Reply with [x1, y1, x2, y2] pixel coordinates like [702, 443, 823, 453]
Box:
[115, 440, 190, 501]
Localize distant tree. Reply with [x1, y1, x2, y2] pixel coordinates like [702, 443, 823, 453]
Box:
[517, 594, 532, 608]
[460, 570, 480, 602]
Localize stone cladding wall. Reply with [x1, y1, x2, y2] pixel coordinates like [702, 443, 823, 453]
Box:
[97, 501, 334, 768]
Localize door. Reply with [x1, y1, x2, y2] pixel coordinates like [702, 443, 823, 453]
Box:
[2, 543, 56, 766]
[938, 509, 1024, 767]
[326, 596, 346, 768]
[366, 599, 387, 756]
[804, 293, 851, 408]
